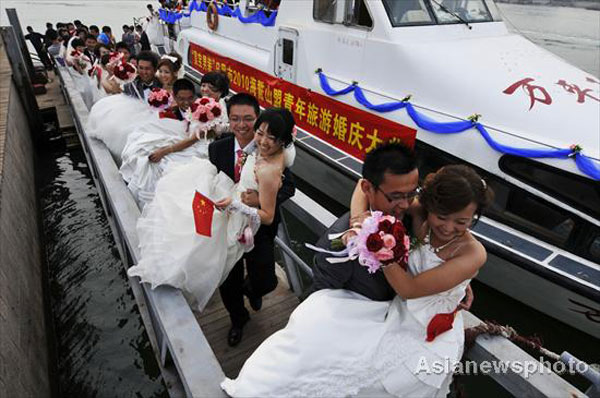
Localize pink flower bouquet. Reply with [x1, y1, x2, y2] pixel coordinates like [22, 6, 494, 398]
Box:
[148, 88, 172, 110]
[306, 211, 410, 273]
[66, 49, 91, 73]
[187, 97, 225, 140]
[346, 211, 410, 273]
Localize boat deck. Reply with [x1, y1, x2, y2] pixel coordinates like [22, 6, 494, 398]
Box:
[195, 272, 299, 378]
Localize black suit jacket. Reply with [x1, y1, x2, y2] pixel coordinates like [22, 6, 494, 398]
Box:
[208, 135, 295, 237]
[311, 212, 413, 301]
[123, 76, 162, 99]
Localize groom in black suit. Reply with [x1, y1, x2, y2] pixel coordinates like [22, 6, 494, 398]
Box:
[208, 93, 295, 346]
[123, 51, 162, 100]
[312, 143, 419, 300]
[311, 142, 474, 308]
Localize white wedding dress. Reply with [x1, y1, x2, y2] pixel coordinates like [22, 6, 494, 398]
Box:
[120, 117, 212, 208]
[221, 243, 469, 398]
[127, 154, 263, 311]
[65, 37, 99, 109]
[87, 94, 157, 162]
[145, 15, 165, 47]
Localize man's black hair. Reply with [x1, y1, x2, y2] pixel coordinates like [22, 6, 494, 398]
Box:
[362, 142, 417, 187]
[71, 38, 85, 49]
[46, 30, 58, 41]
[74, 19, 82, 26]
[136, 50, 159, 69]
[173, 78, 195, 95]
[46, 22, 53, 28]
[115, 41, 130, 51]
[85, 33, 97, 42]
[122, 24, 130, 31]
[227, 93, 260, 118]
[102, 25, 111, 33]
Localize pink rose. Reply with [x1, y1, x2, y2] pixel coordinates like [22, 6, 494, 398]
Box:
[192, 105, 207, 120]
[381, 215, 396, 224]
[382, 234, 396, 249]
[375, 248, 394, 262]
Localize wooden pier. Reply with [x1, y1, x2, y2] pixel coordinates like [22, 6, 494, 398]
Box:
[197, 275, 299, 378]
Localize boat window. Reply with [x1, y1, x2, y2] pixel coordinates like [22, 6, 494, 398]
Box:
[429, 0, 493, 23]
[383, 0, 496, 26]
[415, 142, 575, 248]
[381, 0, 435, 26]
[485, 183, 574, 247]
[282, 38, 294, 65]
[313, 0, 373, 28]
[589, 235, 600, 263]
[500, 155, 600, 220]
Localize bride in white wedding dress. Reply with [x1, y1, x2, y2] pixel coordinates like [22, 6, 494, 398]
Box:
[87, 54, 165, 163]
[127, 108, 296, 312]
[120, 77, 229, 208]
[222, 164, 494, 398]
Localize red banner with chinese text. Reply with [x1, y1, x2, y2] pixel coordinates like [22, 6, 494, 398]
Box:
[189, 43, 416, 161]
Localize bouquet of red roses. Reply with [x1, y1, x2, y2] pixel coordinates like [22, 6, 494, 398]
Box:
[148, 88, 172, 110]
[306, 211, 410, 273]
[107, 52, 137, 84]
[187, 97, 225, 139]
[349, 211, 410, 273]
[66, 49, 91, 73]
[191, 97, 223, 122]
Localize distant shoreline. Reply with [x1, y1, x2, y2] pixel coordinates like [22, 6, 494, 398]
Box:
[496, 0, 600, 11]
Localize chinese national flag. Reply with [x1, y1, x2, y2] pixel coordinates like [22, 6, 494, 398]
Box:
[192, 191, 214, 237]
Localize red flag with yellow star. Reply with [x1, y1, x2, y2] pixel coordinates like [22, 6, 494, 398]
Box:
[192, 191, 214, 237]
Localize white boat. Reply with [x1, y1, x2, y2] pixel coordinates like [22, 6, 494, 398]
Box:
[156, 0, 600, 339]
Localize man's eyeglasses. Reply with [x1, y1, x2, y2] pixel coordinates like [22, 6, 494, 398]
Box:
[229, 117, 256, 124]
[376, 186, 421, 203]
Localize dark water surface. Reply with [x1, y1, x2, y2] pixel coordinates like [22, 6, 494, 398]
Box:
[37, 146, 167, 398]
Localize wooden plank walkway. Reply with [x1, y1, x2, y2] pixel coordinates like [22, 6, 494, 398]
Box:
[195, 272, 300, 378]
[36, 70, 75, 132]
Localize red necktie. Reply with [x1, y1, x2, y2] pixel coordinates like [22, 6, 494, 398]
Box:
[234, 149, 243, 183]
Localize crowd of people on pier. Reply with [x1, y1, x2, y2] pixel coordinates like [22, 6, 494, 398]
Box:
[44, 6, 496, 397]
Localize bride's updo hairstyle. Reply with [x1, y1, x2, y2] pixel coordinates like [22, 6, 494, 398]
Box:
[157, 58, 178, 83]
[167, 52, 182, 72]
[254, 108, 295, 148]
[419, 165, 494, 224]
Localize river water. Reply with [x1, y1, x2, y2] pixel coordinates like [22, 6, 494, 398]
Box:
[2, 1, 598, 397]
[37, 148, 168, 397]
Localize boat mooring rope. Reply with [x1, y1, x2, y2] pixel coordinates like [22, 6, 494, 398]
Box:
[464, 320, 560, 361]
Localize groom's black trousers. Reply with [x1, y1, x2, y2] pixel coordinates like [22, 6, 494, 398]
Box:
[219, 225, 279, 326]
